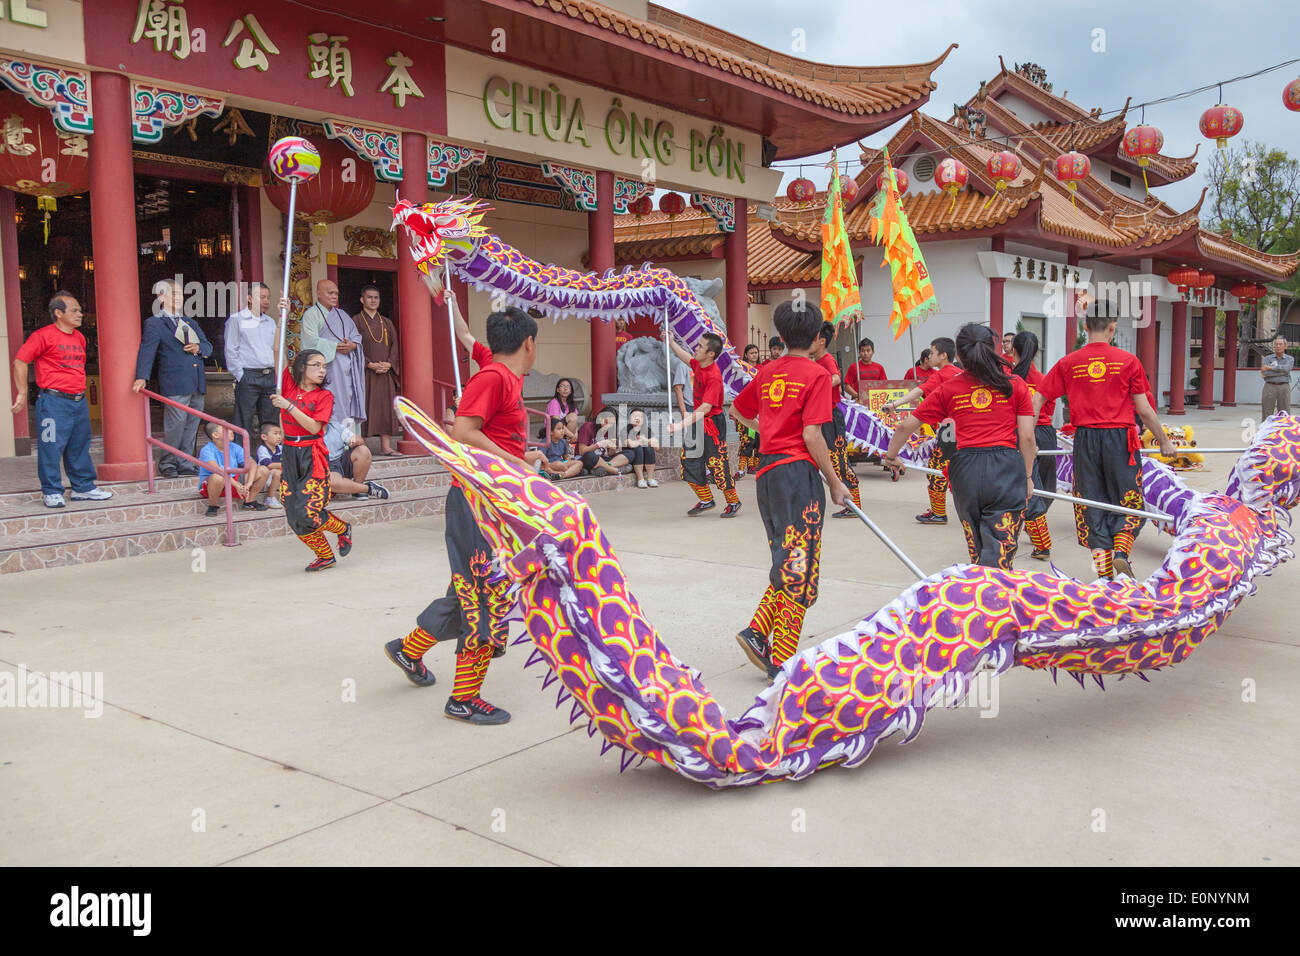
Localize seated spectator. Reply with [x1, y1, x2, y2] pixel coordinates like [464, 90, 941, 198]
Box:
[197, 421, 268, 517]
[577, 409, 628, 477]
[324, 415, 390, 500]
[622, 407, 659, 488]
[256, 422, 284, 509]
[541, 419, 584, 479]
[544, 377, 581, 441]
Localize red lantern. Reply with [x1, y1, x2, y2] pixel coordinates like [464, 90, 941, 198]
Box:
[1054, 150, 1091, 204]
[840, 176, 859, 203]
[1120, 124, 1163, 191]
[1285, 77, 1300, 112]
[876, 169, 907, 194]
[628, 195, 653, 217]
[786, 176, 816, 205]
[1252, 283, 1270, 301]
[265, 134, 375, 234]
[1199, 105, 1244, 149]
[986, 151, 1021, 192]
[1230, 281, 1261, 303]
[0, 91, 90, 242]
[1167, 265, 1200, 294]
[934, 157, 968, 210]
[1194, 270, 1216, 288]
[658, 192, 685, 218]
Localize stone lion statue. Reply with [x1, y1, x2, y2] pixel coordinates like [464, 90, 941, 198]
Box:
[615, 275, 725, 394]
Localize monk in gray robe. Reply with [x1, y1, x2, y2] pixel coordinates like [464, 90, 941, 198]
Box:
[299, 279, 367, 426]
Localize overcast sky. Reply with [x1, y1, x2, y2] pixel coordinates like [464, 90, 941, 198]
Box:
[660, 0, 1300, 214]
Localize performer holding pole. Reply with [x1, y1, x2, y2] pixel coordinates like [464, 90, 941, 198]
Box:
[730, 301, 848, 679]
[1033, 311, 1176, 579]
[884, 324, 1035, 570]
[811, 321, 862, 518]
[383, 307, 540, 725]
[883, 337, 961, 524]
[1010, 331, 1057, 560]
[666, 329, 740, 517]
[265, 137, 321, 390]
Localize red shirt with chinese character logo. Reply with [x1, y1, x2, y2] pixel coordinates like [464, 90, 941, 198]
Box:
[1038, 343, 1150, 427]
[914, 371, 1032, 449]
[732, 357, 832, 470]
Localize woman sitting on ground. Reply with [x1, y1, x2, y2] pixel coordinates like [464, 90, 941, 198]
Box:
[544, 377, 581, 442]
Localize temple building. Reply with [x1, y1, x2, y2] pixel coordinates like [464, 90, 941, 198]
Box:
[0, 0, 955, 468]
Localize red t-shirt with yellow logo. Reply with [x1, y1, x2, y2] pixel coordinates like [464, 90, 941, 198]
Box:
[914, 370, 1032, 449]
[1038, 343, 1150, 427]
[1021, 364, 1056, 428]
[732, 356, 833, 466]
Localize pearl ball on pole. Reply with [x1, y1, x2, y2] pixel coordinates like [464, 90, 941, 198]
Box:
[266, 136, 322, 392]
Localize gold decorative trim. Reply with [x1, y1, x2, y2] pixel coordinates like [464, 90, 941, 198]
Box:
[131, 150, 262, 186]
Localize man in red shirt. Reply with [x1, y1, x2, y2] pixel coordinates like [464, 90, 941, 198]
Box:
[842, 337, 888, 402]
[811, 322, 861, 517]
[385, 307, 539, 725]
[11, 293, 113, 508]
[883, 336, 960, 524]
[1034, 312, 1175, 579]
[667, 330, 740, 517]
[731, 301, 848, 679]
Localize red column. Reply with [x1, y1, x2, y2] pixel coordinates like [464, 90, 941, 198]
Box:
[396, 131, 435, 454]
[1169, 300, 1187, 415]
[588, 170, 615, 414]
[725, 197, 748, 350]
[989, 236, 1004, 338]
[1137, 291, 1157, 390]
[89, 72, 147, 481]
[1, 188, 29, 452]
[1198, 305, 1217, 409]
[1222, 309, 1238, 406]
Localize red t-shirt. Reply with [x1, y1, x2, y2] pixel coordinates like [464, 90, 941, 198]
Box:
[903, 365, 931, 382]
[919, 362, 961, 395]
[280, 373, 334, 439]
[689, 358, 724, 414]
[1038, 343, 1150, 428]
[915, 371, 1032, 449]
[732, 356, 832, 466]
[1020, 364, 1056, 428]
[457, 361, 526, 460]
[16, 324, 87, 393]
[815, 353, 840, 418]
[844, 360, 887, 394]
[470, 340, 493, 368]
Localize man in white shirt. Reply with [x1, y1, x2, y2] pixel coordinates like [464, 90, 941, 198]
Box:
[224, 282, 279, 435]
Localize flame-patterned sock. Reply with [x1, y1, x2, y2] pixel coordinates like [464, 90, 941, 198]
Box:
[299, 531, 334, 560]
[769, 590, 808, 667]
[927, 485, 946, 517]
[688, 483, 713, 504]
[849, 484, 862, 508]
[723, 487, 740, 505]
[451, 644, 493, 701]
[322, 514, 347, 535]
[1092, 548, 1114, 578]
[1113, 530, 1134, 557]
[749, 585, 779, 639]
[1027, 516, 1052, 551]
[401, 625, 438, 658]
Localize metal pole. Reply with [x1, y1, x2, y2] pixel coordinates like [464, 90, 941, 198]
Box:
[898, 461, 1174, 522]
[274, 181, 298, 394]
[837, 490, 927, 581]
[444, 259, 462, 397]
[1036, 447, 1247, 456]
[664, 307, 673, 424]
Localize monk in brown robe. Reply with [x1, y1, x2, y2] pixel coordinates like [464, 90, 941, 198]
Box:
[354, 285, 401, 455]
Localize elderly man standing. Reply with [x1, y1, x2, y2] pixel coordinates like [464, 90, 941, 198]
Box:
[133, 278, 212, 478]
[1261, 335, 1294, 419]
[224, 282, 278, 436]
[299, 279, 367, 427]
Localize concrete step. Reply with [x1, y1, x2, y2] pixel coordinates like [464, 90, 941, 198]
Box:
[0, 462, 682, 574]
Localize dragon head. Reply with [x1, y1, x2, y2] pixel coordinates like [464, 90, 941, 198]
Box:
[391, 197, 490, 277]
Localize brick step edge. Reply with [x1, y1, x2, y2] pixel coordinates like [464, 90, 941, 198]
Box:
[0, 467, 683, 574]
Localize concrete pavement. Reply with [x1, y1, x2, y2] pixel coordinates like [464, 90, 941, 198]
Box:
[1, 413, 1296, 866]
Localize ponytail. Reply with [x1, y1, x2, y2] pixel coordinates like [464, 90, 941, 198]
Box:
[1011, 330, 1039, 380]
[955, 323, 1013, 396]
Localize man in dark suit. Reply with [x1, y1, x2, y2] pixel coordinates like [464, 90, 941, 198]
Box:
[132, 277, 213, 478]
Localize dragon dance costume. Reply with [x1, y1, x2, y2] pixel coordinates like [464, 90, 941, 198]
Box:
[816, 353, 861, 512]
[278, 370, 349, 568]
[1039, 343, 1150, 578]
[731, 356, 833, 674]
[737, 425, 760, 474]
[681, 356, 738, 508]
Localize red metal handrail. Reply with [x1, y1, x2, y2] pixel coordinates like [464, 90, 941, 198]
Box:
[140, 388, 251, 547]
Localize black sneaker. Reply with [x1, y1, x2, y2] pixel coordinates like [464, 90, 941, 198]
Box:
[735, 627, 772, 673]
[337, 522, 353, 557]
[205, 505, 220, 517]
[1031, 548, 1051, 561]
[444, 695, 511, 725]
[915, 511, 947, 525]
[305, 556, 336, 572]
[833, 507, 856, 519]
[366, 480, 391, 500]
[384, 638, 436, 686]
[1112, 553, 1134, 578]
[766, 661, 782, 681]
[241, 500, 268, 512]
[159, 466, 179, 479]
[720, 502, 742, 518]
[353, 492, 370, 501]
[686, 501, 716, 516]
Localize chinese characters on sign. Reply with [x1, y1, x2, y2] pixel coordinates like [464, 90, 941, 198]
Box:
[132, 0, 191, 61]
[3, 115, 36, 155]
[222, 14, 279, 72]
[308, 33, 353, 97]
[380, 52, 424, 108]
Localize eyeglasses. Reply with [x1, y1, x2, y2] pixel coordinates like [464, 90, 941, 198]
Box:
[305, 362, 327, 369]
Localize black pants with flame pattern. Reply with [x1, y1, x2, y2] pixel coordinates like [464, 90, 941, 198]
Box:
[416, 486, 511, 654]
[680, 410, 735, 498]
[948, 446, 1026, 570]
[1070, 425, 1144, 551]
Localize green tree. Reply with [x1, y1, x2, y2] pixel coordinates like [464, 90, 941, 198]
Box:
[1205, 141, 1300, 296]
